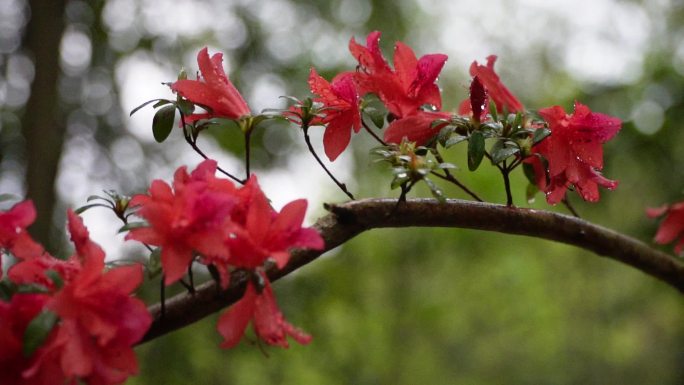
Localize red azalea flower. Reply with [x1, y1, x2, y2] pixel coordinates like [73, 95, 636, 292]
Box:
[0, 293, 54, 385]
[227, 176, 324, 270]
[217, 274, 312, 349]
[458, 55, 524, 116]
[383, 110, 450, 145]
[0, 200, 45, 276]
[126, 160, 237, 285]
[349, 31, 447, 118]
[13, 211, 151, 385]
[308, 68, 362, 161]
[647, 201, 684, 254]
[171, 47, 250, 122]
[530, 101, 621, 204]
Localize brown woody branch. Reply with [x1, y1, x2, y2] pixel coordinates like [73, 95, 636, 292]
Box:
[139, 198, 684, 344]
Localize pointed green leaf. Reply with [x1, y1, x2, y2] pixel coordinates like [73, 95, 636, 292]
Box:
[444, 134, 467, 148]
[532, 127, 551, 144]
[488, 100, 499, 122]
[176, 99, 195, 116]
[152, 105, 176, 143]
[74, 203, 110, 215]
[467, 131, 485, 171]
[147, 248, 162, 279]
[526, 182, 539, 204]
[490, 140, 520, 164]
[118, 221, 148, 233]
[130, 99, 164, 117]
[23, 310, 59, 357]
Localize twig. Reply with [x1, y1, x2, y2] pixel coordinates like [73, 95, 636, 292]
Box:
[139, 198, 684, 344]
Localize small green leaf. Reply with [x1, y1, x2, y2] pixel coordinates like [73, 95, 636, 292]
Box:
[0, 193, 19, 203]
[74, 203, 110, 215]
[45, 270, 64, 289]
[488, 100, 499, 122]
[152, 105, 176, 143]
[0, 281, 16, 301]
[364, 107, 386, 129]
[444, 134, 467, 148]
[118, 221, 148, 233]
[523, 161, 539, 186]
[490, 140, 520, 164]
[147, 248, 162, 279]
[424, 178, 446, 203]
[23, 310, 59, 357]
[176, 99, 195, 116]
[532, 127, 551, 144]
[130, 99, 164, 117]
[526, 182, 539, 204]
[467, 131, 485, 171]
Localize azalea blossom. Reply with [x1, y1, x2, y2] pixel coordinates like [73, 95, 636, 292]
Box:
[647, 201, 684, 255]
[0, 200, 45, 277]
[349, 31, 447, 118]
[529, 101, 621, 204]
[171, 47, 250, 122]
[458, 55, 524, 117]
[0, 293, 53, 385]
[226, 175, 324, 270]
[383, 110, 450, 145]
[217, 273, 312, 349]
[2, 211, 151, 385]
[308, 68, 362, 161]
[126, 159, 237, 285]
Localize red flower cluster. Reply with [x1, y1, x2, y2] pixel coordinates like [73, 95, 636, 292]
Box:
[647, 201, 684, 255]
[529, 102, 621, 204]
[0, 203, 151, 385]
[304, 31, 450, 158]
[127, 160, 324, 348]
[458, 55, 524, 117]
[171, 47, 251, 123]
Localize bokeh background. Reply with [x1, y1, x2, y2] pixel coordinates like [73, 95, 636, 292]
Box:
[1, 0, 684, 383]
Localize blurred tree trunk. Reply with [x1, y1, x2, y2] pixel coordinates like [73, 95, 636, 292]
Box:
[22, 0, 67, 247]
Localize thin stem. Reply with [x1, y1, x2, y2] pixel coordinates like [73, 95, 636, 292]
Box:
[160, 274, 166, 319]
[431, 150, 483, 202]
[502, 163, 513, 206]
[187, 263, 196, 295]
[562, 197, 581, 218]
[302, 126, 355, 200]
[244, 130, 252, 179]
[180, 114, 243, 184]
[362, 119, 387, 146]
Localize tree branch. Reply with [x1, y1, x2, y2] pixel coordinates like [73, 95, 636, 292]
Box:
[139, 198, 684, 344]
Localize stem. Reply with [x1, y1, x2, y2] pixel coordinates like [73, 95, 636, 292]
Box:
[302, 126, 355, 200]
[502, 166, 513, 206]
[160, 274, 166, 319]
[362, 119, 387, 146]
[140, 198, 684, 344]
[244, 130, 252, 179]
[562, 197, 581, 218]
[431, 150, 483, 202]
[180, 114, 243, 184]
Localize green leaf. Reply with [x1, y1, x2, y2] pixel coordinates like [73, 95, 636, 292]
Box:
[176, 99, 195, 116]
[130, 99, 164, 116]
[118, 221, 148, 233]
[147, 248, 162, 279]
[74, 203, 110, 215]
[444, 134, 467, 148]
[532, 127, 551, 144]
[467, 131, 485, 171]
[152, 105, 176, 143]
[490, 140, 520, 164]
[424, 178, 446, 203]
[23, 310, 59, 357]
[488, 100, 499, 122]
[45, 270, 64, 289]
[0, 281, 16, 301]
[364, 107, 386, 129]
[522, 161, 539, 186]
[526, 182, 539, 204]
[0, 193, 19, 203]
